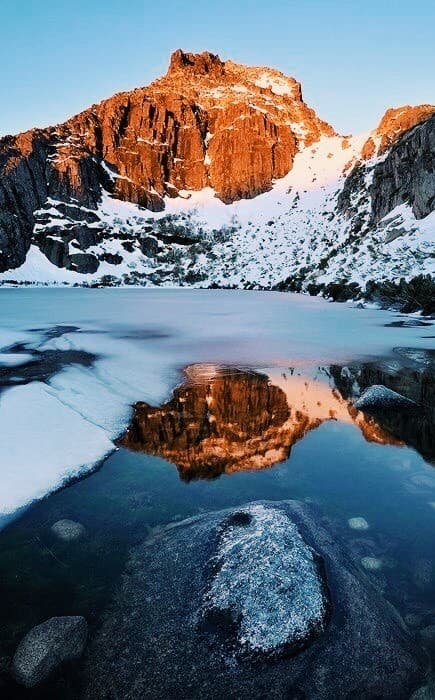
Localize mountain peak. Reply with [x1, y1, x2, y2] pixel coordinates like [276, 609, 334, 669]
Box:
[167, 49, 225, 78]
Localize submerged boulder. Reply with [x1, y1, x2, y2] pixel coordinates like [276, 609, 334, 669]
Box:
[11, 616, 87, 687]
[84, 501, 427, 699]
[51, 519, 85, 541]
[348, 516, 369, 530]
[355, 384, 417, 412]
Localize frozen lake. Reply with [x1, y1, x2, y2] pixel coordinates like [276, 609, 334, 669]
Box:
[0, 287, 433, 518]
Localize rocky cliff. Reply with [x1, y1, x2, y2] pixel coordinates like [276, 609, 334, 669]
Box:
[371, 113, 435, 221]
[339, 111, 435, 223]
[0, 50, 333, 272]
[0, 50, 434, 293]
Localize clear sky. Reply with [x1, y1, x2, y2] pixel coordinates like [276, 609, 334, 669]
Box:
[1, 0, 434, 137]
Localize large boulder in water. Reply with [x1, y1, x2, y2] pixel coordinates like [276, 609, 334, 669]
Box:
[201, 505, 330, 659]
[11, 616, 87, 687]
[84, 501, 427, 699]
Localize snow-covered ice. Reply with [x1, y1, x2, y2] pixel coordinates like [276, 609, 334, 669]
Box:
[0, 382, 113, 515]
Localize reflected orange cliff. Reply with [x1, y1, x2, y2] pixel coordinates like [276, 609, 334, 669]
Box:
[120, 364, 410, 480]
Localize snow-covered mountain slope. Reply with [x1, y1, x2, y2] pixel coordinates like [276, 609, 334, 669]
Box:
[0, 50, 434, 301]
[2, 130, 433, 295]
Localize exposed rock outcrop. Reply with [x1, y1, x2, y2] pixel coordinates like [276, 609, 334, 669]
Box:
[371, 113, 435, 221]
[337, 109, 435, 244]
[0, 50, 433, 289]
[332, 357, 435, 463]
[0, 131, 50, 270]
[361, 105, 435, 159]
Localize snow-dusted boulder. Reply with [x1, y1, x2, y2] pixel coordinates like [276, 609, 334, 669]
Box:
[201, 504, 330, 658]
[355, 384, 417, 412]
[84, 501, 427, 699]
[11, 616, 87, 687]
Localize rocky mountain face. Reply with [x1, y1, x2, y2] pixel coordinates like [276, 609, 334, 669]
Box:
[371, 113, 435, 221]
[0, 50, 332, 273]
[360, 105, 435, 160]
[339, 111, 435, 223]
[0, 50, 434, 293]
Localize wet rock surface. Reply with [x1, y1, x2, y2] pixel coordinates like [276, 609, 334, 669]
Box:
[421, 625, 435, 652]
[410, 685, 435, 700]
[332, 357, 435, 463]
[84, 501, 427, 699]
[11, 616, 87, 687]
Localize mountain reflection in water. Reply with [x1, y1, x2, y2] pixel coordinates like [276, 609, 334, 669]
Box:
[121, 361, 434, 480]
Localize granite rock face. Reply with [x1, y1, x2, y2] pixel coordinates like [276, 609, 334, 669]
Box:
[0, 50, 433, 283]
[0, 131, 50, 271]
[338, 109, 435, 227]
[371, 114, 435, 221]
[361, 105, 435, 160]
[84, 501, 427, 699]
[11, 616, 88, 687]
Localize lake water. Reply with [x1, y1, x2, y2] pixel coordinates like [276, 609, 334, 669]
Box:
[0, 289, 434, 697]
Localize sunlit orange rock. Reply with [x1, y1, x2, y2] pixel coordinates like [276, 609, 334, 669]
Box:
[362, 105, 435, 159]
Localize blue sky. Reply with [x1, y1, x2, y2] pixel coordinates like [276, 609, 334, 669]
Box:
[1, 0, 434, 136]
